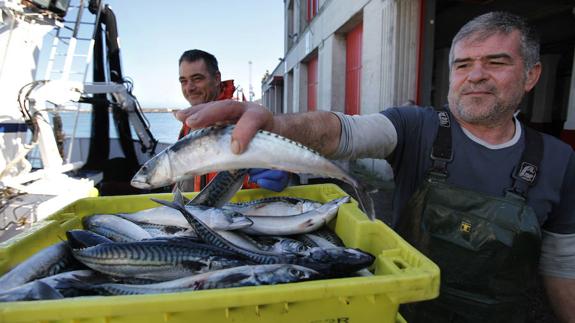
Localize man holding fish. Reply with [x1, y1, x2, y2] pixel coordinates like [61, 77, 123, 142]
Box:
[173, 12, 575, 323]
[177, 49, 290, 192]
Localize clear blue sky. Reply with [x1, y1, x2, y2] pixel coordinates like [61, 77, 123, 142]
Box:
[104, 1, 284, 109]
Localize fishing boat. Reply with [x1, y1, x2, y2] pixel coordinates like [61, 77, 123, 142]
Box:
[0, 0, 170, 242]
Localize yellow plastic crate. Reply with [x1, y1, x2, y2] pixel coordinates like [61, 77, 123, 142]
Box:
[0, 184, 439, 323]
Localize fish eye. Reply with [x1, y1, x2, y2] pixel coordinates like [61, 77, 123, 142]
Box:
[289, 268, 304, 278]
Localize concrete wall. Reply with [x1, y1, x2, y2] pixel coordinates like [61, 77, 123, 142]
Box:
[281, 0, 420, 114]
[273, 0, 422, 180]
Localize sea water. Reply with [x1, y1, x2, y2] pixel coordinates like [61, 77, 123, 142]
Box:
[59, 111, 181, 144]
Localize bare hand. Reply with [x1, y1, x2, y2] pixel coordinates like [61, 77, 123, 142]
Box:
[174, 100, 274, 154]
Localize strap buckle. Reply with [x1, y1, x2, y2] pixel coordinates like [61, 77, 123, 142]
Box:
[430, 148, 453, 177]
[506, 162, 538, 200]
[512, 162, 538, 185]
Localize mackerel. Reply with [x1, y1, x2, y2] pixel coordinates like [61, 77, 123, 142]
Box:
[250, 236, 311, 253]
[188, 169, 249, 207]
[238, 196, 350, 235]
[152, 191, 375, 276]
[212, 230, 307, 253]
[295, 226, 345, 248]
[116, 202, 252, 231]
[0, 242, 80, 291]
[71, 239, 249, 281]
[309, 226, 345, 246]
[223, 196, 322, 216]
[0, 270, 106, 302]
[82, 214, 153, 242]
[131, 125, 359, 189]
[134, 223, 197, 239]
[0, 281, 62, 302]
[79, 264, 320, 296]
[66, 229, 114, 248]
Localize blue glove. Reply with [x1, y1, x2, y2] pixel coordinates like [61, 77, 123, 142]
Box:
[248, 168, 290, 192]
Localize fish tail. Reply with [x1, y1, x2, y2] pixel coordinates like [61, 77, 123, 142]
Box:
[151, 189, 188, 215]
[173, 187, 187, 206]
[151, 189, 201, 233]
[150, 197, 186, 215]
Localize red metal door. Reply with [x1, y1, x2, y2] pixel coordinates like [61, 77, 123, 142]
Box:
[307, 55, 318, 111]
[345, 23, 363, 115]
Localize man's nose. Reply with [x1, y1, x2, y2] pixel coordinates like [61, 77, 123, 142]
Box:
[467, 62, 488, 82]
[184, 81, 196, 92]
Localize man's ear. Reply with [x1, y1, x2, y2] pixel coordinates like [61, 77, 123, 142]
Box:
[524, 62, 541, 92]
[215, 71, 222, 83]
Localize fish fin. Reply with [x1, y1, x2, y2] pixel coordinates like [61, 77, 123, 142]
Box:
[218, 272, 252, 285]
[52, 276, 94, 294]
[181, 192, 192, 205]
[26, 281, 64, 301]
[173, 187, 187, 206]
[181, 260, 207, 271]
[352, 184, 377, 222]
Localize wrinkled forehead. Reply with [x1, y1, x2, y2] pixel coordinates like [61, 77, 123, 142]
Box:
[453, 30, 521, 57]
[455, 29, 519, 48]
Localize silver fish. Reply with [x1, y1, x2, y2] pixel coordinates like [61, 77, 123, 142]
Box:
[66, 229, 114, 248]
[295, 226, 345, 248]
[238, 196, 350, 235]
[0, 242, 79, 291]
[214, 230, 265, 252]
[213, 231, 305, 253]
[188, 169, 249, 207]
[250, 236, 311, 253]
[134, 223, 197, 239]
[309, 226, 345, 246]
[0, 270, 105, 302]
[223, 196, 323, 216]
[82, 214, 153, 242]
[0, 281, 62, 302]
[81, 264, 320, 296]
[71, 239, 248, 281]
[131, 125, 359, 189]
[116, 203, 252, 231]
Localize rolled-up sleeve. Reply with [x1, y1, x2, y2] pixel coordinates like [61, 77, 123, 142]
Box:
[330, 112, 397, 160]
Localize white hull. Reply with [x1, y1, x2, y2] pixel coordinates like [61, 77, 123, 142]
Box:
[0, 138, 170, 243]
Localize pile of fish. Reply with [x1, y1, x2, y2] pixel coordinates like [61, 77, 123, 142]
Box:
[0, 179, 374, 302]
[0, 127, 378, 302]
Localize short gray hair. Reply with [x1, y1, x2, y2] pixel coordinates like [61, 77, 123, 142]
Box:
[448, 12, 540, 71]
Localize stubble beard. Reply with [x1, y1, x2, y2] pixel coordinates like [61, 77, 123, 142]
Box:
[187, 90, 218, 107]
[448, 86, 524, 128]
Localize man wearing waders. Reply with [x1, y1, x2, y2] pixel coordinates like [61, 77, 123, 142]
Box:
[176, 12, 575, 322]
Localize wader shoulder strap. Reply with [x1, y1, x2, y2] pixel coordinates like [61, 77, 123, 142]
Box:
[429, 108, 544, 198]
[430, 106, 453, 178]
[507, 126, 544, 199]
